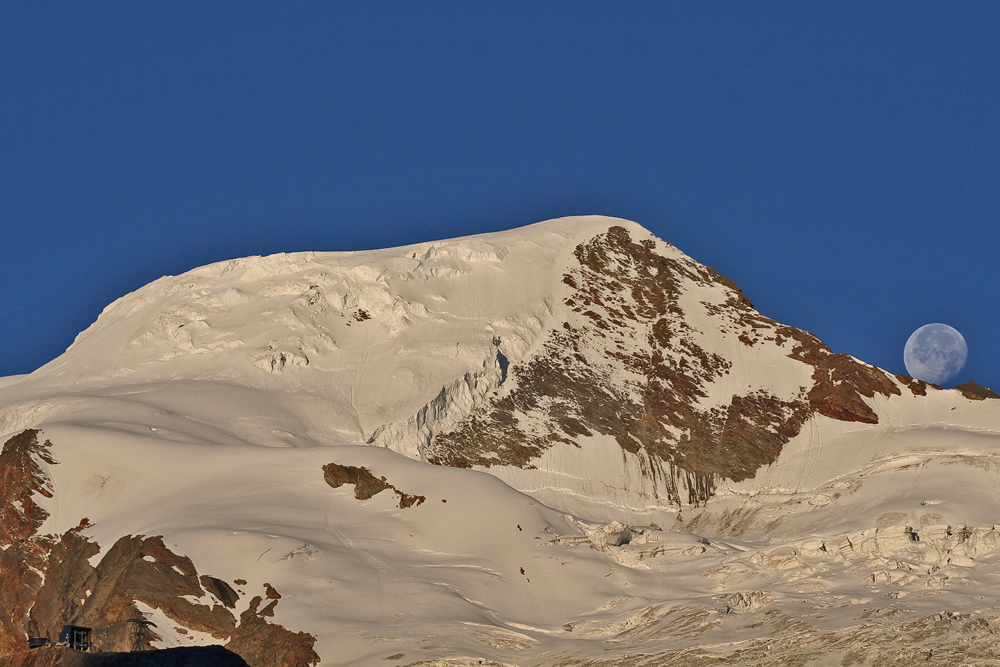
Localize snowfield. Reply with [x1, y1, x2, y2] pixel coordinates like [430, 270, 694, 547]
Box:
[2, 216, 1000, 666]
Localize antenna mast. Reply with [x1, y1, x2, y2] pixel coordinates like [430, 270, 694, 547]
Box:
[127, 615, 157, 652]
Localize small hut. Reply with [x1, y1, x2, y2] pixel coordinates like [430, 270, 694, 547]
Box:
[58, 625, 92, 651]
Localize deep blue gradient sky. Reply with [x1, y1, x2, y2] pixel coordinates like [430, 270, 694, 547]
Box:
[2, 4, 997, 389]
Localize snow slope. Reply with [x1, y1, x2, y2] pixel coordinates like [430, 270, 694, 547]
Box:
[2, 216, 1000, 666]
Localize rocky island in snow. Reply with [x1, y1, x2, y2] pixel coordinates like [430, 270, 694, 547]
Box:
[2, 216, 999, 666]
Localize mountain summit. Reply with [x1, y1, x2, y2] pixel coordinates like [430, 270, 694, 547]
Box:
[2, 217, 999, 666]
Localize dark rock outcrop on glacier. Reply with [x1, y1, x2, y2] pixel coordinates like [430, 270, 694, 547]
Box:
[0, 431, 319, 667]
[323, 462, 425, 507]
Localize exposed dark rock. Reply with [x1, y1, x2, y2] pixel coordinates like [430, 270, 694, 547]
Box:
[13, 528, 317, 666]
[0, 429, 57, 545]
[198, 578, 238, 610]
[227, 597, 319, 667]
[322, 463, 425, 508]
[779, 327, 900, 423]
[896, 374, 935, 396]
[322, 463, 389, 499]
[671, 391, 812, 481]
[1, 430, 59, 655]
[954, 381, 1000, 401]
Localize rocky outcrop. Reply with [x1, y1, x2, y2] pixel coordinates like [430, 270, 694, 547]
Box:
[0, 430, 59, 656]
[954, 381, 999, 401]
[323, 462, 425, 508]
[0, 431, 319, 667]
[227, 596, 319, 667]
[0, 429, 56, 545]
[26, 533, 238, 651]
[781, 326, 900, 423]
[896, 374, 936, 396]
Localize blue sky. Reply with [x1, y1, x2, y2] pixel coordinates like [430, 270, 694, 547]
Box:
[2, 3, 997, 390]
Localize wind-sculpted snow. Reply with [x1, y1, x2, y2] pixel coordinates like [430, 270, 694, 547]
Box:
[2, 216, 1000, 666]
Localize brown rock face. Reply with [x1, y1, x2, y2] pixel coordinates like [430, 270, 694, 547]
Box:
[322, 463, 425, 508]
[199, 577, 239, 609]
[0, 431, 318, 667]
[425, 226, 903, 504]
[26, 533, 239, 651]
[0, 430, 59, 655]
[954, 381, 1000, 401]
[782, 328, 900, 424]
[896, 374, 936, 396]
[227, 597, 319, 667]
[0, 429, 57, 545]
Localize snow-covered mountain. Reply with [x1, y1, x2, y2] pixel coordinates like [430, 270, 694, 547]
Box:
[2, 216, 999, 666]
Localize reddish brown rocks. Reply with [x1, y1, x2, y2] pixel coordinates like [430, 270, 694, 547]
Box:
[227, 595, 319, 667]
[954, 381, 1000, 400]
[322, 463, 425, 508]
[896, 374, 935, 396]
[199, 577, 239, 609]
[1, 430, 59, 655]
[11, 528, 318, 666]
[45, 534, 238, 650]
[779, 327, 900, 424]
[426, 226, 813, 504]
[0, 429, 57, 547]
[672, 391, 812, 483]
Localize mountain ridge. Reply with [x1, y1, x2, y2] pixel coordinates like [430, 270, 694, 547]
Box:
[2, 216, 999, 666]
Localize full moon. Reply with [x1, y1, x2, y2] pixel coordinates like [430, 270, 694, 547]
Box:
[903, 323, 968, 386]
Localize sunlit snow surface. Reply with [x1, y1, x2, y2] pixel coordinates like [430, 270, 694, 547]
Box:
[3, 216, 1000, 666]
